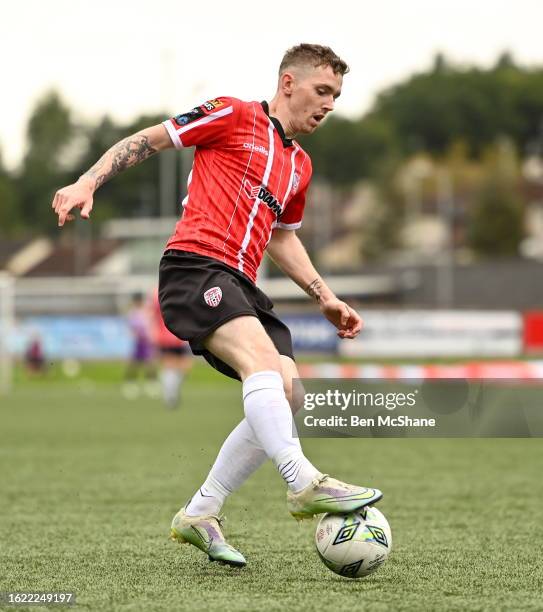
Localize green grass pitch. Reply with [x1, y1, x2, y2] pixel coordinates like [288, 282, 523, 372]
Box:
[1, 362, 543, 611]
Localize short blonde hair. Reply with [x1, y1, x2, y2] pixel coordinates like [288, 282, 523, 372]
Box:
[279, 43, 349, 76]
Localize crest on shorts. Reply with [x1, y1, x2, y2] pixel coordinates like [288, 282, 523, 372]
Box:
[203, 286, 222, 307]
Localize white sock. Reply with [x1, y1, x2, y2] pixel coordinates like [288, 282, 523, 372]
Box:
[160, 368, 183, 407]
[185, 419, 268, 516]
[242, 370, 318, 492]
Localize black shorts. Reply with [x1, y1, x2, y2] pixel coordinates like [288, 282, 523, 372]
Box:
[158, 249, 294, 380]
[158, 345, 193, 357]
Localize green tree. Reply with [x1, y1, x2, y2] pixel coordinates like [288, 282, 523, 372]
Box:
[467, 142, 525, 256]
[0, 149, 21, 235]
[301, 114, 397, 185]
[360, 157, 405, 260]
[371, 52, 543, 157]
[18, 91, 78, 233]
[468, 180, 525, 256]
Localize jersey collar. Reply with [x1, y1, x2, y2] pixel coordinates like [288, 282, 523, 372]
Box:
[261, 101, 294, 148]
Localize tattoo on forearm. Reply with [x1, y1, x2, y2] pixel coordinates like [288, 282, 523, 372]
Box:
[305, 278, 322, 303]
[83, 135, 157, 189]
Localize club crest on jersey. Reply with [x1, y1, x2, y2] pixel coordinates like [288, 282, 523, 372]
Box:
[203, 286, 222, 307]
[243, 180, 282, 218]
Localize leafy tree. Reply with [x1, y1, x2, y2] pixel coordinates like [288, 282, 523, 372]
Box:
[467, 142, 525, 256]
[17, 91, 77, 233]
[301, 114, 397, 185]
[360, 157, 405, 260]
[468, 179, 525, 256]
[371, 52, 543, 157]
[0, 151, 21, 235]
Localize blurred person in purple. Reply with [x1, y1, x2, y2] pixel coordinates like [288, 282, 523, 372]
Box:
[24, 332, 47, 374]
[123, 292, 158, 399]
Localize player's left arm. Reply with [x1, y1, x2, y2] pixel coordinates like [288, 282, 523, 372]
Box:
[266, 228, 362, 339]
[52, 124, 172, 227]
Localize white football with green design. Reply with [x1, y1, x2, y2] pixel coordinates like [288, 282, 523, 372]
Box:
[315, 506, 392, 578]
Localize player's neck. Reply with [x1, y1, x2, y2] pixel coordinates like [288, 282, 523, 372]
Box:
[267, 97, 296, 139]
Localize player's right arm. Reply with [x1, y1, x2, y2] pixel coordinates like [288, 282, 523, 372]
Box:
[52, 124, 172, 227]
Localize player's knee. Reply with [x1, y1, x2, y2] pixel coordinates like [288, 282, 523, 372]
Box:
[254, 346, 282, 373]
[285, 377, 305, 415]
[279, 357, 302, 411]
[240, 341, 281, 378]
[283, 375, 293, 404]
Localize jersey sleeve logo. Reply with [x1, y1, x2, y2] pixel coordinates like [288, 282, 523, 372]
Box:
[202, 99, 225, 113]
[173, 99, 226, 126]
[174, 106, 206, 126]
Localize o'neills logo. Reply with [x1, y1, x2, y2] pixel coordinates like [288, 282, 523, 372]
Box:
[244, 180, 282, 217]
[243, 142, 269, 155]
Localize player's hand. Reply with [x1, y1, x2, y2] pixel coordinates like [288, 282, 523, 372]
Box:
[320, 298, 363, 339]
[52, 179, 94, 227]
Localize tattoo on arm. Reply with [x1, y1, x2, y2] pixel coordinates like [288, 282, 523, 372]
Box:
[305, 278, 323, 303]
[82, 134, 158, 189]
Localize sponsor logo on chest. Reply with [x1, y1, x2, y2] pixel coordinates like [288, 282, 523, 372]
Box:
[243, 180, 282, 217]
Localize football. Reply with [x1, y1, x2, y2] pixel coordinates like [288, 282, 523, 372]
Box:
[315, 506, 392, 578]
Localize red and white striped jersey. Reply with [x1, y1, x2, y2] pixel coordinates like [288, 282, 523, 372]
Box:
[162, 97, 312, 283]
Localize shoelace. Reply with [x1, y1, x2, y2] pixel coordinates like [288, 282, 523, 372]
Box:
[311, 474, 361, 492]
[206, 514, 226, 528]
[312, 474, 330, 489]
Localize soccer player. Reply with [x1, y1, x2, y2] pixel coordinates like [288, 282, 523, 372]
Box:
[150, 288, 192, 409]
[52, 43, 383, 567]
[24, 332, 47, 375]
[123, 292, 157, 400]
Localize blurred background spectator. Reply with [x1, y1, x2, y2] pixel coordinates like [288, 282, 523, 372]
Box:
[23, 332, 46, 375]
[150, 289, 193, 409]
[122, 293, 157, 400]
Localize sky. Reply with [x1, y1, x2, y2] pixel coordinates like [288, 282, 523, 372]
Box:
[2, 0, 542, 169]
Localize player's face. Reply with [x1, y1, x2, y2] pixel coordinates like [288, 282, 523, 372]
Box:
[288, 65, 343, 135]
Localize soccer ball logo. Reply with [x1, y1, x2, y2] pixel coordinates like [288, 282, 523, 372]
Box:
[340, 559, 364, 578]
[332, 519, 361, 545]
[203, 286, 222, 307]
[366, 525, 388, 548]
